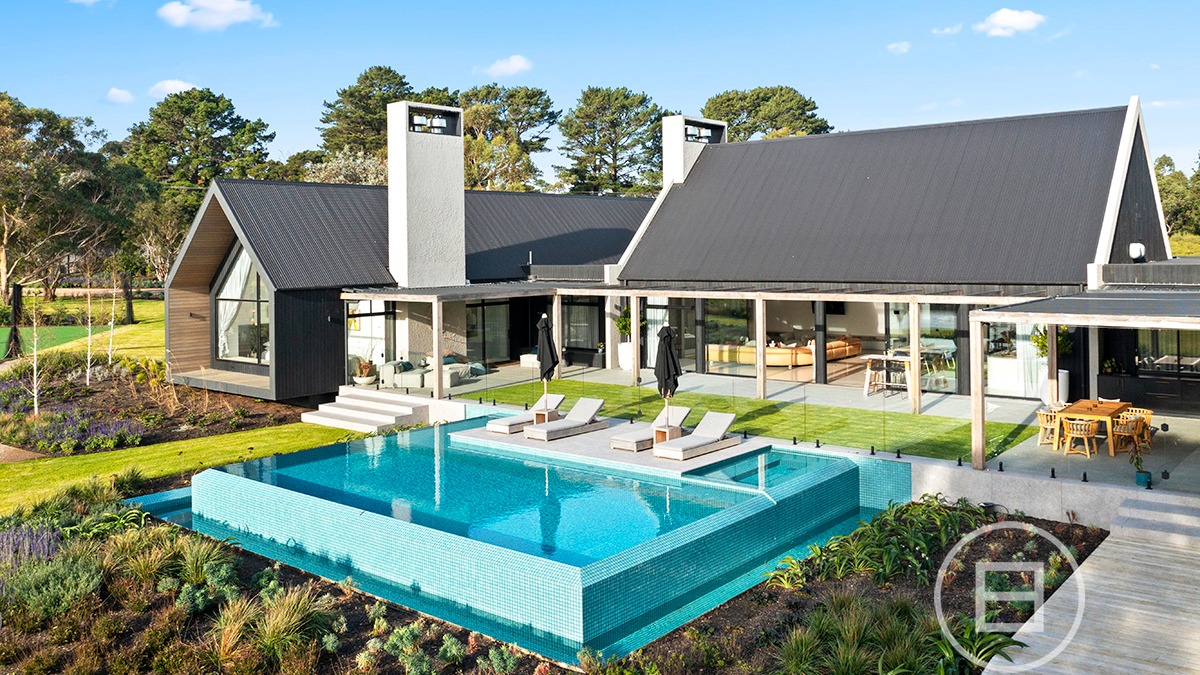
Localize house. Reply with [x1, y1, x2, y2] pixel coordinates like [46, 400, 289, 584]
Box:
[166, 96, 1186, 446]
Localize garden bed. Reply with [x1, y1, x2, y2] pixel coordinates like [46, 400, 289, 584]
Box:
[0, 351, 306, 457]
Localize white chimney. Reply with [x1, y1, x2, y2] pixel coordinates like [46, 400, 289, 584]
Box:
[662, 115, 727, 185]
[386, 100, 466, 288]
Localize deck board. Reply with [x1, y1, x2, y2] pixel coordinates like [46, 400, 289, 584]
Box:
[987, 536, 1200, 674]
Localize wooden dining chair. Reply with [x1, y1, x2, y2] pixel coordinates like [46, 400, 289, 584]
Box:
[1036, 410, 1059, 447]
[1125, 407, 1154, 448]
[1062, 419, 1099, 458]
[1112, 416, 1148, 455]
[863, 357, 887, 396]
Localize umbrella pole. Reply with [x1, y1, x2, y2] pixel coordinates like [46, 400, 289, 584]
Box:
[543, 377, 548, 410]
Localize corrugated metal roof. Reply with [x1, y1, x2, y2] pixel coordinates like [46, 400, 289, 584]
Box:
[216, 179, 392, 290]
[621, 105, 1129, 286]
[212, 179, 649, 290]
[979, 290, 1200, 321]
[464, 190, 650, 281]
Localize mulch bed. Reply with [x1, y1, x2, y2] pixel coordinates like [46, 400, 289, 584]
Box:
[636, 515, 1107, 674]
[27, 375, 309, 455]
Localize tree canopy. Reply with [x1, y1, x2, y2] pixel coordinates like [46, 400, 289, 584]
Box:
[319, 66, 414, 154]
[701, 86, 831, 141]
[1156, 154, 1200, 236]
[556, 87, 670, 195]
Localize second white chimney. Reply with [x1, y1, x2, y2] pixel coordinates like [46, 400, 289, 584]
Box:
[662, 115, 727, 185]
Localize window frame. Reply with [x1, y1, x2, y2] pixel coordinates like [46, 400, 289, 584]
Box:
[209, 242, 271, 373]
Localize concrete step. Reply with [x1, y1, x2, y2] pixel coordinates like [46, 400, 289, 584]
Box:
[317, 402, 406, 425]
[331, 393, 419, 416]
[337, 385, 430, 404]
[1110, 514, 1200, 549]
[1118, 497, 1200, 528]
[300, 410, 385, 434]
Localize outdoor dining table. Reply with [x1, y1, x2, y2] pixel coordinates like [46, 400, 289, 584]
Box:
[1054, 399, 1131, 457]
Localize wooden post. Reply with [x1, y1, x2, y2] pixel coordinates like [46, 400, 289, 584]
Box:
[970, 317, 987, 470]
[755, 297, 767, 399]
[909, 301, 922, 415]
[604, 296, 619, 370]
[552, 294, 563, 380]
[432, 300, 444, 399]
[1047, 323, 1059, 406]
[630, 295, 640, 386]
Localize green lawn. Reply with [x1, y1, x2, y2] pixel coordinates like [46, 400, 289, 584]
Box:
[478, 380, 1035, 462]
[0, 324, 112, 350]
[1170, 231, 1200, 257]
[0, 422, 353, 514]
[46, 298, 165, 361]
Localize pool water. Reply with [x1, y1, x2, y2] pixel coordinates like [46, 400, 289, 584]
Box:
[182, 417, 912, 662]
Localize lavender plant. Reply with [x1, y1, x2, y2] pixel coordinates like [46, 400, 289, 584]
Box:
[0, 524, 61, 599]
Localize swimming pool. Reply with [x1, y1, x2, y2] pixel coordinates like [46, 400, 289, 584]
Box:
[187, 419, 910, 661]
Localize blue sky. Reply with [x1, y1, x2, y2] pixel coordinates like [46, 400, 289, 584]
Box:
[3, 0, 1198, 178]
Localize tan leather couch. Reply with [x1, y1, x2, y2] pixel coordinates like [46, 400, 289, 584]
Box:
[706, 336, 863, 367]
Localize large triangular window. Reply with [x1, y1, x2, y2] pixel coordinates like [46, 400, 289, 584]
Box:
[214, 246, 270, 364]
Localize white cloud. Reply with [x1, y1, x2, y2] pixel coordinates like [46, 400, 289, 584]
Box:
[149, 79, 196, 97]
[1150, 63, 1160, 69]
[1047, 28, 1070, 40]
[973, 8, 1046, 37]
[886, 41, 911, 55]
[482, 54, 533, 77]
[105, 87, 134, 104]
[157, 0, 277, 30]
[1073, 69, 1086, 77]
[932, 24, 962, 35]
[1150, 100, 1182, 108]
[918, 102, 939, 111]
[68, 0, 105, 5]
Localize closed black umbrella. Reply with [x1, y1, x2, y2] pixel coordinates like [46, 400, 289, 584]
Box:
[654, 323, 683, 423]
[536, 314, 559, 402]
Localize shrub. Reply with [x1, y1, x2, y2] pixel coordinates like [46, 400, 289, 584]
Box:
[48, 613, 83, 644]
[112, 467, 147, 497]
[773, 627, 818, 674]
[66, 640, 106, 675]
[438, 634, 466, 665]
[384, 621, 423, 656]
[19, 650, 59, 675]
[255, 584, 336, 662]
[404, 650, 434, 675]
[126, 547, 171, 584]
[366, 599, 387, 622]
[372, 616, 389, 635]
[211, 596, 262, 667]
[321, 632, 339, 653]
[91, 614, 123, 643]
[175, 537, 232, 587]
[354, 650, 376, 673]
[488, 646, 520, 674]
[278, 639, 321, 675]
[5, 553, 102, 623]
[366, 637, 384, 653]
[0, 640, 22, 665]
[252, 562, 283, 602]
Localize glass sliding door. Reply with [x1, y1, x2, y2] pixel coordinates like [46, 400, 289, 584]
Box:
[346, 299, 394, 380]
[704, 298, 754, 377]
[467, 301, 512, 366]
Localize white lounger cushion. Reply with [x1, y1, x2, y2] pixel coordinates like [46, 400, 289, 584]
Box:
[653, 411, 739, 460]
[524, 398, 606, 441]
[609, 406, 692, 451]
[485, 394, 566, 434]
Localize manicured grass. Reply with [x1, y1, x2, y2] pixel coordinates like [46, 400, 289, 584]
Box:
[0, 422, 354, 514]
[45, 298, 165, 361]
[0, 324, 112, 350]
[1170, 230, 1200, 257]
[478, 380, 1035, 461]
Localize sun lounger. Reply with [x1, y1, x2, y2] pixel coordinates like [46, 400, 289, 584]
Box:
[485, 394, 566, 434]
[652, 411, 739, 460]
[609, 406, 692, 452]
[523, 397, 607, 441]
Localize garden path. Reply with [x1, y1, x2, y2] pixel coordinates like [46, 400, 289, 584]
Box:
[0, 443, 43, 464]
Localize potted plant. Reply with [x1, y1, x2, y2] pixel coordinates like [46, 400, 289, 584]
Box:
[1130, 441, 1152, 487]
[1032, 325, 1073, 405]
[353, 359, 377, 386]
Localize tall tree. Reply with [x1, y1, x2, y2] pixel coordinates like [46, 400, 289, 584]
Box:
[701, 86, 831, 141]
[461, 84, 560, 154]
[555, 87, 669, 194]
[0, 93, 105, 290]
[320, 66, 414, 153]
[125, 88, 274, 189]
[464, 135, 536, 192]
[305, 147, 387, 185]
[1156, 155, 1195, 235]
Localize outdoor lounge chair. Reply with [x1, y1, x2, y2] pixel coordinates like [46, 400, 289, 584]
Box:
[609, 406, 692, 452]
[485, 394, 566, 434]
[652, 411, 740, 461]
[523, 397, 607, 441]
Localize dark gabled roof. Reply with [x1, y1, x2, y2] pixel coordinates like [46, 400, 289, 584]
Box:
[215, 178, 392, 290]
[621, 105, 1130, 286]
[211, 179, 650, 290]
[464, 191, 651, 281]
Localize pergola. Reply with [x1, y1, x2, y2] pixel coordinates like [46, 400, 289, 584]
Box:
[969, 289, 1200, 469]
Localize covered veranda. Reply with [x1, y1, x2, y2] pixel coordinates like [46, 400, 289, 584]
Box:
[970, 290, 1200, 492]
